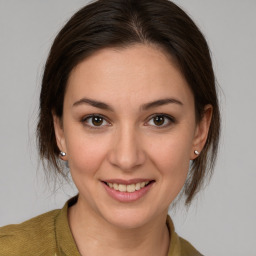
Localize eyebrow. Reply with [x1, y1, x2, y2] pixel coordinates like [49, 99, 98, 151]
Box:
[141, 98, 183, 110]
[72, 97, 183, 111]
[73, 98, 115, 111]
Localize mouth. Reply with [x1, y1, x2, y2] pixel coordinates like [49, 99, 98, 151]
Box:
[103, 180, 154, 193]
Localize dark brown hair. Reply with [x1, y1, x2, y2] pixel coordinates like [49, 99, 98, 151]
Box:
[37, 0, 220, 205]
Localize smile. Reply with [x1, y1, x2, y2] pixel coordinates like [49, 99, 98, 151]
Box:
[106, 181, 150, 193]
[102, 180, 155, 202]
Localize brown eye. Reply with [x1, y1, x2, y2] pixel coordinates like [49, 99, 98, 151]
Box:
[147, 114, 175, 128]
[82, 115, 110, 129]
[153, 116, 165, 126]
[92, 116, 103, 126]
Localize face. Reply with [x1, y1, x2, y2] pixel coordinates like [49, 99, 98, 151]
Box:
[54, 44, 211, 229]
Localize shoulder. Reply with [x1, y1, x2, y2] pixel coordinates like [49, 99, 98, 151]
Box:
[166, 215, 203, 256]
[0, 209, 60, 256]
[179, 237, 203, 256]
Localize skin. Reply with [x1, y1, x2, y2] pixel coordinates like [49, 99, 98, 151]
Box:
[53, 44, 212, 256]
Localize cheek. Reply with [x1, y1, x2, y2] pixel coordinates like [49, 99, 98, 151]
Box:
[156, 144, 190, 179]
[65, 131, 109, 177]
[148, 130, 193, 183]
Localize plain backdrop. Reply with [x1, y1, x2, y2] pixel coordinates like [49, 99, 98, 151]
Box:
[0, 1, 255, 255]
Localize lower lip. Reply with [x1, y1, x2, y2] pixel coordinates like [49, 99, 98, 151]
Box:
[102, 182, 154, 203]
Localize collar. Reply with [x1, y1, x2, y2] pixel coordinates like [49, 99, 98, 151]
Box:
[166, 215, 181, 255]
[55, 195, 80, 256]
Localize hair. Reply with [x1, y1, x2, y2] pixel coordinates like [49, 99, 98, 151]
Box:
[37, 0, 220, 205]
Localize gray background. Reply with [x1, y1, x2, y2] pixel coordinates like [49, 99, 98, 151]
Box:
[0, 1, 255, 255]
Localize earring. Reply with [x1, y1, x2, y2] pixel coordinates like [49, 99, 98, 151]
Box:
[60, 151, 66, 157]
[194, 150, 199, 155]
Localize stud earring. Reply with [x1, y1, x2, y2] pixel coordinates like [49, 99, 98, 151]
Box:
[60, 151, 66, 157]
[194, 150, 199, 155]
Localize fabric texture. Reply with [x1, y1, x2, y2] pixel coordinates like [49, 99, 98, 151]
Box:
[0, 196, 202, 256]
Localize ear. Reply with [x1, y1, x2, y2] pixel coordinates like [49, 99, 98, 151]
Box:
[190, 104, 213, 160]
[53, 113, 68, 161]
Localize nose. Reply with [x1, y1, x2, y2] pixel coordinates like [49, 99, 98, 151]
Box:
[107, 124, 146, 171]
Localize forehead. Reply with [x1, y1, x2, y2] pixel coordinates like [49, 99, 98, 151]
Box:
[66, 44, 193, 108]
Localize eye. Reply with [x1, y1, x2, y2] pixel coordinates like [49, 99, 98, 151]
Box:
[82, 114, 110, 128]
[146, 114, 175, 128]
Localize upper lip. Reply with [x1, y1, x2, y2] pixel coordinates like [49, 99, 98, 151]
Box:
[102, 178, 154, 185]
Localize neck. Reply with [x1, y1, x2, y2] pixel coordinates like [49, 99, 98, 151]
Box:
[68, 197, 170, 256]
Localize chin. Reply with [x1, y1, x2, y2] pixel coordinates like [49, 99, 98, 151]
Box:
[99, 206, 160, 230]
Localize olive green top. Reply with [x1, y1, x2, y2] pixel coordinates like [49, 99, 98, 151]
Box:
[0, 196, 202, 256]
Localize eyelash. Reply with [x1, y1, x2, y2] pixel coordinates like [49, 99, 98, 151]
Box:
[146, 113, 176, 128]
[81, 114, 110, 130]
[81, 113, 176, 129]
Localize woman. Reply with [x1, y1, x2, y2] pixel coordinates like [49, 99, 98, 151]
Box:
[0, 0, 220, 255]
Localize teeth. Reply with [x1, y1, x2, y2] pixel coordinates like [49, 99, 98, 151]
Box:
[135, 183, 141, 191]
[127, 184, 136, 192]
[106, 181, 150, 193]
[118, 184, 126, 192]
